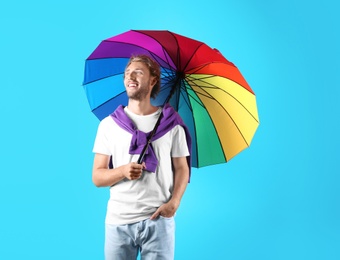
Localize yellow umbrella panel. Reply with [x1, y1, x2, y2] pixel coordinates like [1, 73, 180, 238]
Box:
[184, 71, 259, 167]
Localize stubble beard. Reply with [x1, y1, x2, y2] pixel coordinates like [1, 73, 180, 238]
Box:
[127, 81, 151, 101]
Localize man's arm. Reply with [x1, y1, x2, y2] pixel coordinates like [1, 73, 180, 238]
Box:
[92, 153, 145, 187]
[150, 156, 189, 219]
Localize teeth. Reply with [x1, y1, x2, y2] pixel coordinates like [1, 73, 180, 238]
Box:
[128, 83, 137, 87]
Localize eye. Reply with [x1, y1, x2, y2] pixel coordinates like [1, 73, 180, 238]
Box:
[124, 69, 144, 77]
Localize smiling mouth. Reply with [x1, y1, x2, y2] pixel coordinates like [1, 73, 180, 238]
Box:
[128, 83, 138, 88]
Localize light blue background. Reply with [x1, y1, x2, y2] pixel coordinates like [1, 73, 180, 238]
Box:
[1, 0, 339, 259]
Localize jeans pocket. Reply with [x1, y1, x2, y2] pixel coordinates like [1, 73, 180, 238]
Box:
[159, 215, 173, 220]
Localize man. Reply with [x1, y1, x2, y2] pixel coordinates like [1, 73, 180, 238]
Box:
[92, 54, 191, 260]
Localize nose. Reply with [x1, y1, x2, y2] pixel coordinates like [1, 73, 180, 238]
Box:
[127, 70, 136, 79]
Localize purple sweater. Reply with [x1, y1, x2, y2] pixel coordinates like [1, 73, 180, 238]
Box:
[110, 103, 191, 177]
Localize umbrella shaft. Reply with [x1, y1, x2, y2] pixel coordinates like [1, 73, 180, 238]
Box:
[137, 112, 163, 165]
[137, 141, 150, 164]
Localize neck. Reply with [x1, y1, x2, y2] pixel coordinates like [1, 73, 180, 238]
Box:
[127, 99, 158, 115]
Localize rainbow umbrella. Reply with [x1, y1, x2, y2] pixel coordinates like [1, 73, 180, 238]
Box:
[83, 30, 259, 167]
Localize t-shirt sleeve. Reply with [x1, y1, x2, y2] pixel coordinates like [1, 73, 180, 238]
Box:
[92, 119, 111, 155]
[171, 125, 190, 158]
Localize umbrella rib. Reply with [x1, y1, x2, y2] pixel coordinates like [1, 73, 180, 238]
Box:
[186, 62, 255, 94]
[185, 75, 255, 146]
[180, 80, 201, 111]
[85, 36, 178, 85]
[186, 74, 259, 123]
[165, 31, 205, 72]
[181, 78, 228, 165]
[161, 67, 176, 85]
[131, 30, 177, 70]
[165, 31, 181, 71]
[178, 79, 200, 167]
[184, 44, 206, 72]
[99, 38, 176, 67]
[84, 61, 174, 86]
[92, 91, 126, 111]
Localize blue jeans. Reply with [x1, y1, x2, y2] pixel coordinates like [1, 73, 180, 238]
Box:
[105, 216, 175, 260]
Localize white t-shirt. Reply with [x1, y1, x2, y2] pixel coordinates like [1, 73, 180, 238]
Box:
[93, 107, 190, 225]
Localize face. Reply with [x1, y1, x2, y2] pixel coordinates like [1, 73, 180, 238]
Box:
[124, 61, 156, 101]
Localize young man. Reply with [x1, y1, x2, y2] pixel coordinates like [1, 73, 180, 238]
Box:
[92, 54, 191, 260]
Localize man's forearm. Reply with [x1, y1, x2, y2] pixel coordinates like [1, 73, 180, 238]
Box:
[92, 167, 125, 187]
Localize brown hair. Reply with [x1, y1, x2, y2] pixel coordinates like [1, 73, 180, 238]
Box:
[125, 54, 161, 98]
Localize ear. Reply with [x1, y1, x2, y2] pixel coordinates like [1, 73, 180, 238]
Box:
[151, 77, 157, 86]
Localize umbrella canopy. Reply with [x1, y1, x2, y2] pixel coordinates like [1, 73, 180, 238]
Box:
[83, 30, 259, 168]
